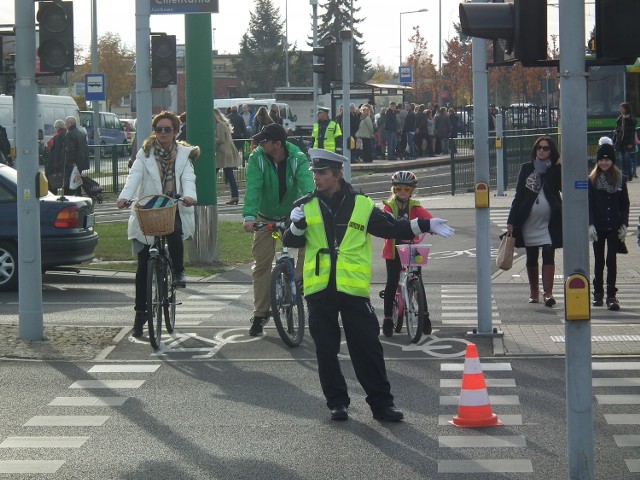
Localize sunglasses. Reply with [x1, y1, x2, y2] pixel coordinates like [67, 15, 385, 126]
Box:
[536, 145, 551, 151]
[394, 185, 413, 192]
[155, 126, 173, 133]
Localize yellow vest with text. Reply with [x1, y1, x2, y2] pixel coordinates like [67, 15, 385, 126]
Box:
[312, 121, 340, 152]
[303, 195, 374, 297]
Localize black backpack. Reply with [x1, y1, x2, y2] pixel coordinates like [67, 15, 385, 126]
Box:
[0, 126, 10, 157]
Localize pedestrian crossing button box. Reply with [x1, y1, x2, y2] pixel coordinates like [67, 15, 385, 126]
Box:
[475, 182, 489, 208]
[564, 274, 590, 321]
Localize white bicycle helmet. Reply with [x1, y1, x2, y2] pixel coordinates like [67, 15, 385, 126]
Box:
[391, 170, 417, 187]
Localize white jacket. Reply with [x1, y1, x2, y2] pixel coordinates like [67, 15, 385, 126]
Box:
[119, 143, 197, 244]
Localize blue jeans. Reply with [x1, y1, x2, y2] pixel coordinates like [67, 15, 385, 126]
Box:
[386, 130, 397, 160]
[406, 131, 415, 158]
[620, 150, 632, 179]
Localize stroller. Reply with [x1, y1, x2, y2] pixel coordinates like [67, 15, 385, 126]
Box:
[80, 175, 104, 204]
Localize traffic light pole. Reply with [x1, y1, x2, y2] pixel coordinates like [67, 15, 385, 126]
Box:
[340, 30, 351, 183]
[134, 0, 152, 146]
[470, 19, 494, 337]
[15, 0, 44, 340]
[91, 0, 101, 174]
[311, 0, 318, 118]
[559, 1, 594, 477]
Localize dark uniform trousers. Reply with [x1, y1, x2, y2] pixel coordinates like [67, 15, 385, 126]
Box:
[307, 290, 394, 412]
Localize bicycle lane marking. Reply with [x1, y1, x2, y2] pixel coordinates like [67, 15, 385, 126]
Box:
[337, 332, 472, 359]
[149, 328, 262, 359]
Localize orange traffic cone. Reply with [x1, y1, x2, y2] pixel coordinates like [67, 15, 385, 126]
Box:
[450, 343, 502, 428]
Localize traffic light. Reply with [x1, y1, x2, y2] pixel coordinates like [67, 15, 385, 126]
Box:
[37, 1, 74, 73]
[459, 0, 547, 67]
[595, 0, 640, 62]
[313, 42, 340, 94]
[151, 35, 177, 88]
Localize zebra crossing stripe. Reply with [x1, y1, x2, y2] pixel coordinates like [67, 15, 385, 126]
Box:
[615, 435, 640, 447]
[438, 459, 533, 473]
[439, 435, 526, 448]
[0, 437, 89, 448]
[49, 397, 128, 407]
[69, 380, 145, 389]
[0, 460, 65, 474]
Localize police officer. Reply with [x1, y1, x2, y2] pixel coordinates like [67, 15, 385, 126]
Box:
[311, 106, 342, 152]
[283, 149, 454, 422]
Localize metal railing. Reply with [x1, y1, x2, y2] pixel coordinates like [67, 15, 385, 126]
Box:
[449, 129, 612, 195]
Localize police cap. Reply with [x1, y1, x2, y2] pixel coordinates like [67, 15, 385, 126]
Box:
[308, 148, 346, 171]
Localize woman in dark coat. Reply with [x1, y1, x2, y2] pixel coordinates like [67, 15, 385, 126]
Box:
[506, 136, 562, 307]
[588, 142, 629, 311]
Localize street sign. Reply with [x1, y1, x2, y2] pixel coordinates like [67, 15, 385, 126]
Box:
[150, 0, 219, 15]
[85, 73, 105, 101]
[399, 65, 413, 83]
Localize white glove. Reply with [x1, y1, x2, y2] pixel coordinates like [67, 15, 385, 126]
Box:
[429, 218, 455, 238]
[588, 225, 598, 242]
[618, 225, 627, 241]
[290, 204, 305, 223]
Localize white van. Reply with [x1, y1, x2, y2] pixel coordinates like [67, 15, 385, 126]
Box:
[0, 94, 81, 150]
[213, 97, 297, 133]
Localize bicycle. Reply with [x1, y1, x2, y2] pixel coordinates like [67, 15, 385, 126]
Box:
[253, 221, 305, 347]
[379, 239, 431, 344]
[133, 194, 184, 350]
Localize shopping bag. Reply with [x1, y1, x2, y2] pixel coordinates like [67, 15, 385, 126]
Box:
[496, 231, 515, 270]
[69, 165, 82, 190]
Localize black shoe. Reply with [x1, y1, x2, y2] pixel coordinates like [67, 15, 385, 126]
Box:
[373, 405, 404, 422]
[132, 311, 146, 338]
[249, 316, 267, 336]
[173, 272, 186, 288]
[606, 296, 620, 311]
[382, 317, 394, 337]
[593, 293, 603, 307]
[422, 317, 432, 335]
[330, 405, 348, 421]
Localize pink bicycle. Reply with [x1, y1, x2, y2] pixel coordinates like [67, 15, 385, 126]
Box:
[380, 240, 431, 344]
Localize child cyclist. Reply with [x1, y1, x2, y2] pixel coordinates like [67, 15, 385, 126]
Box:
[381, 170, 433, 337]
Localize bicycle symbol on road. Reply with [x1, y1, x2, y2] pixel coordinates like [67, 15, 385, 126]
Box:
[151, 328, 261, 359]
[338, 330, 471, 359]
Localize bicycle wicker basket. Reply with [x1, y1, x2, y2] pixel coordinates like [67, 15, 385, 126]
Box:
[134, 195, 176, 236]
[396, 244, 431, 267]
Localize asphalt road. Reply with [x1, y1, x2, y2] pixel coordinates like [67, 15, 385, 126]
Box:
[0, 358, 637, 479]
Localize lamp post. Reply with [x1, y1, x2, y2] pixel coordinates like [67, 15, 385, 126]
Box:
[284, 0, 289, 87]
[438, 0, 442, 71]
[399, 9, 428, 71]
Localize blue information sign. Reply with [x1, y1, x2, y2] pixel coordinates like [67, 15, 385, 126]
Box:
[150, 0, 219, 14]
[574, 180, 589, 190]
[399, 65, 413, 84]
[85, 74, 105, 101]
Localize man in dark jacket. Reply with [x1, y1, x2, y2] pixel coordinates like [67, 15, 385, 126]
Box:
[64, 116, 89, 195]
[283, 149, 454, 422]
[402, 103, 417, 159]
[384, 103, 398, 160]
[227, 106, 248, 152]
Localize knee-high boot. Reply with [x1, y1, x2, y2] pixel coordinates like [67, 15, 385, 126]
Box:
[542, 264, 556, 307]
[527, 266, 539, 303]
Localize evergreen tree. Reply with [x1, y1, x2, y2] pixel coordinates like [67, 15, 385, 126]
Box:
[232, 0, 287, 96]
[317, 0, 370, 83]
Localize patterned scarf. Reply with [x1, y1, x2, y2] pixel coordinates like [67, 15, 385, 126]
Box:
[153, 139, 177, 195]
[525, 159, 551, 194]
[595, 171, 622, 194]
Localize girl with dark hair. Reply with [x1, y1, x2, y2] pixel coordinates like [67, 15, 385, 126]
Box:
[507, 136, 563, 306]
[588, 142, 629, 310]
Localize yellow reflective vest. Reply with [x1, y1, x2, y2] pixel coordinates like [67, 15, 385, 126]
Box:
[312, 121, 341, 152]
[303, 195, 374, 298]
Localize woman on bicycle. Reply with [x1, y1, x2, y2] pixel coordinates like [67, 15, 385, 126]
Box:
[117, 111, 199, 337]
[381, 170, 433, 337]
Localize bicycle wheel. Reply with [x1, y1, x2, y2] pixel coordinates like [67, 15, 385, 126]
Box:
[393, 288, 404, 333]
[270, 262, 305, 347]
[147, 257, 164, 350]
[405, 277, 425, 344]
[164, 261, 176, 333]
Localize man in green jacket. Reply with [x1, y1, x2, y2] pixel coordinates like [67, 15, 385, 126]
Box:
[242, 123, 315, 335]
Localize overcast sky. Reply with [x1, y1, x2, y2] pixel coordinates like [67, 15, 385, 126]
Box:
[0, 1, 593, 71]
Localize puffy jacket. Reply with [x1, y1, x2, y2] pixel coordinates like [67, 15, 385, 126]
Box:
[242, 141, 315, 221]
[381, 199, 432, 259]
[120, 142, 198, 245]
